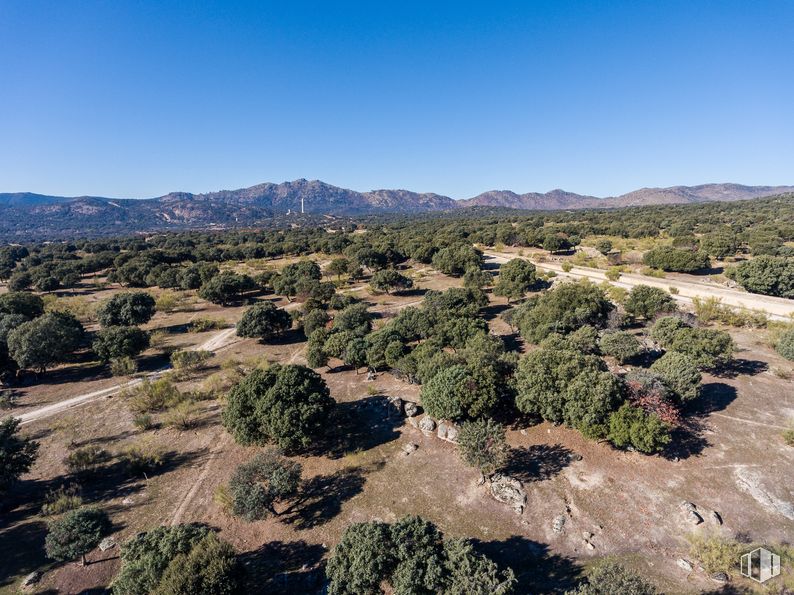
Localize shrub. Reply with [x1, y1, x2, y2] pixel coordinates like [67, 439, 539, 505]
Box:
[595, 240, 613, 255]
[783, 429, 794, 446]
[164, 401, 198, 431]
[599, 331, 642, 364]
[730, 255, 794, 298]
[45, 507, 111, 565]
[127, 378, 183, 413]
[121, 439, 165, 475]
[228, 449, 302, 521]
[668, 327, 734, 369]
[188, 317, 229, 332]
[41, 484, 83, 516]
[561, 261, 573, 272]
[97, 291, 156, 327]
[171, 349, 212, 375]
[649, 352, 701, 401]
[152, 532, 242, 595]
[687, 535, 742, 574]
[222, 364, 334, 451]
[64, 445, 110, 475]
[110, 356, 138, 377]
[458, 419, 509, 478]
[642, 246, 710, 272]
[608, 403, 671, 454]
[566, 560, 658, 595]
[776, 328, 794, 361]
[623, 285, 676, 320]
[604, 267, 621, 281]
[133, 412, 154, 430]
[649, 316, 689, 346]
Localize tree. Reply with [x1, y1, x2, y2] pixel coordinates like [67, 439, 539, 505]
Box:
[0, 291, 44, 318]
[370, 268, 413, 294]
[542, 234, 569, 253]
[458, 419, 509, 478]
[595, 240, 613, 256]
[642, 246, 710, 273]
[113, 524, 212, 595]
[598, 331, 642, 364]
[431, 243, 483, 277]
[648, 316, 689, 346]
[236, 302, 291, 341]
[389, 516, 447, 595]
[493, 259, 536, 302]
[198, 273, 256, 306]
[0, 417, 39, 494]
[152, 533, 242, 595]
[443, 539, 515, 595]
[700, 230, 737, 259]
[566, 560, 658, 595]
[302, 308, 330, 337]
[326, 257, 352, 280]
[776, 328, 794, 361]
[228, 449, 301, 521]
[649, 352, 702, 401]
[8, 312, 85, 373]
[45, 507, 111, 566]
[333, 302, 372, 336]
[421, 364, 498, 420]
[92, 326, 150, 361]
[728, 255, 794, 298]
[305, 328, 330, 369]
[463, 267, 492, 290]
[607, 403, 671, 454]
[344, 337, 368, 372]
[327, 521, 396, 595]
[8, 271, 32, 292]
[271, 261, 322, 299]
[222, 364, 334, 452]
[623, 285, 677, 320]
[514, 281, 613, 343]
[98, 291, 156, 326]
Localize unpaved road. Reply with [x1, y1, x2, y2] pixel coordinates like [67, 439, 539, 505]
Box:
[484, 251, 794, 321]
[12, 326, 244, 426]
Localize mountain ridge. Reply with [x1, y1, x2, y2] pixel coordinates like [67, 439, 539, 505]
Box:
[1, 180, 792, 241]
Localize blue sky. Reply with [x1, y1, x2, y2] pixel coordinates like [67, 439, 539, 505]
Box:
[1, 1, 792, 199]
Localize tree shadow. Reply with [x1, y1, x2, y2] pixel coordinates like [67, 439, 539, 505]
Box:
[311, 395, 401, 459]
[0, 518, 50, 587]
[661, 419, 709, 460]
[471, 536, 582, 594]
[685, 382, 738, 416]
[482, 303, 511, 321]
[238, 540, 325, 595]
[713, 358, 768, 379]
[505, 444, 573, 483]
[267, 328, 306, 346]
[281, 466, 372, 530]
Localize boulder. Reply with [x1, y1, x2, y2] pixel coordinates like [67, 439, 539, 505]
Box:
[677, 559, 693, 572]
[445, 424, 459, 443]
[437, 421, 449, 440]
[21, 571, 42, 587]
[688, 510, 704, 525]
[437, 421, 459, 442]
[489, 474, 527, 513]
[680, 501, 697, 513]
[710, 572, 729, 583]
[403, 401, 419, 417]
[388, 396, 403, 415]
[99, 537, 117, 551]
[710, 510, 723, 525]
[402, 443, 418, 456]
[418, 416, 436, 433]
[552, 515, 566, 534]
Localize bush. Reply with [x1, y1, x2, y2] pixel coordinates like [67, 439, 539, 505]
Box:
[236, 302, 291, 341]
[127, 378, 183, 413]
[649, 352, 701, 401]
[776, 328, 794, 361]
[566, 560, 658, 595]
[41, 484, 83, 516]
[649, 315, 690, 346]
[687, 535, 742, 574]
[595, 240, 613, 255]
[642, 246, 710, 272]
[152, 532, 242, 595]
[93, 326, 150, 361]
[133, 412, 154, 430]
[730, 255, 794, 298]
[668, 327, 734, 369]
[599, 331, 642, 364]
[623, 285, 676, 320]
[783, 429, 794, 446]
[121, 439, 165, 475]
[97, 291, 156, 327]
[607, 403, 671, 454]
[222, 364, 334, 451]
[228, 449, 301, 521]
[164, 401, 198, 431]
[171, 349, 212, 375]
[110, 356, 138, 377]
[64, 445, 110, 475]
[188, 317, 229, 332]
[458, 419, 509, 477]
[45, 507, 111, 565]
[604, 267, 621, 281]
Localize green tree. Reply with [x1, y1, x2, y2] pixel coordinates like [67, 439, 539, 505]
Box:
[0, 291, 44, 318]
[421, 364, 497, 420]
[595, 240, 613, 255]
[370, 268, 414, 294]
[431, 243, 483, 277]
[45, 507, 111, 566]
[642, 246, 710, 273]
[305, 328, 330, 368]
[228, 449, 301, 521]
[344, 337, 369, 372]
[729, 255, 794, 298]
[700, 231, 738, 259]
[598, 331, 642, 364]
[326, 257, 352, 280]
[566, 560, 658, 595]
[92, 326, 150, 361]
[607, 403, 671, 454]
[458, 419, 509, 478]
[333, 302, 372, 336]
[236, 301, 291, 341]
[198, 273, 256, 306]
[222, 364, 334, 451]
[443, 538, 515, 595]
[668, 327, 734, 369]
[326, 521, 396, 595]
[302, 308, 330, 337]
[493, 259, 537, 303]
[8, 312, 85, 373]
[152, 533, 242, 595]
[390, 516, 447, 595]
[623, 285, 677, 320]
[98, 291, 156, 326]
[648, 316, 689, 346]
[649, 352, 702, 401]
[0, 417, 39, 495]
[463, 267, 492, 290]
[776, 328, 794, 360]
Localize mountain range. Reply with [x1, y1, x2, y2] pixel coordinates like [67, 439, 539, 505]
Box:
[2, 180, 792, 241]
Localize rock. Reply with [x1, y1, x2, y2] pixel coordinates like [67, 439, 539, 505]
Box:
[582, 531, 594, 539]
[552, 515, 566, 534]
[688, 510, 704, 525]
[403, 401, 418, 417]
[520, 429, 527, 436]
[680, 501, 697, 513]
[585, 541, 596, 550]
[445, 424, 459, 443]
[418, 416, 436, 433]
[489, 474, 527, 511]
[388, 396, 403, 415]
[21, 571, 42, 587]
[569, 453, 583, 462]
[710, 572, 729, 583]
[402, 443, 418, 455]
[710, 510, 723, 525]
[677, 559, 693, 572]
[99, 537, 116, 551]
[122, 497, 135, 505]
[366, 370, 376, 381]
[437, 421, 449, 440]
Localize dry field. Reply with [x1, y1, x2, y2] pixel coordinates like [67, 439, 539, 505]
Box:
[1, 259, 793, 594]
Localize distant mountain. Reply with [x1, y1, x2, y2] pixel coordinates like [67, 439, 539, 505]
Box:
[0, 180, 791, 241]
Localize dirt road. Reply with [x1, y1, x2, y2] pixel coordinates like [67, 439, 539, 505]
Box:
[13, 325, 244, 426]
[484, 251, 794, 321]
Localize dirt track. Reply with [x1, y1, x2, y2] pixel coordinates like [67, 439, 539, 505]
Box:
[484, 251, 794, 321]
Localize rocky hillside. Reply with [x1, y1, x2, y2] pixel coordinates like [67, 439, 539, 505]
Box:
[0, 180, 791, 241]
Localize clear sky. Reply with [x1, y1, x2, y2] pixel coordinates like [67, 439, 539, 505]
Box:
[1, 1, 792, 199]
